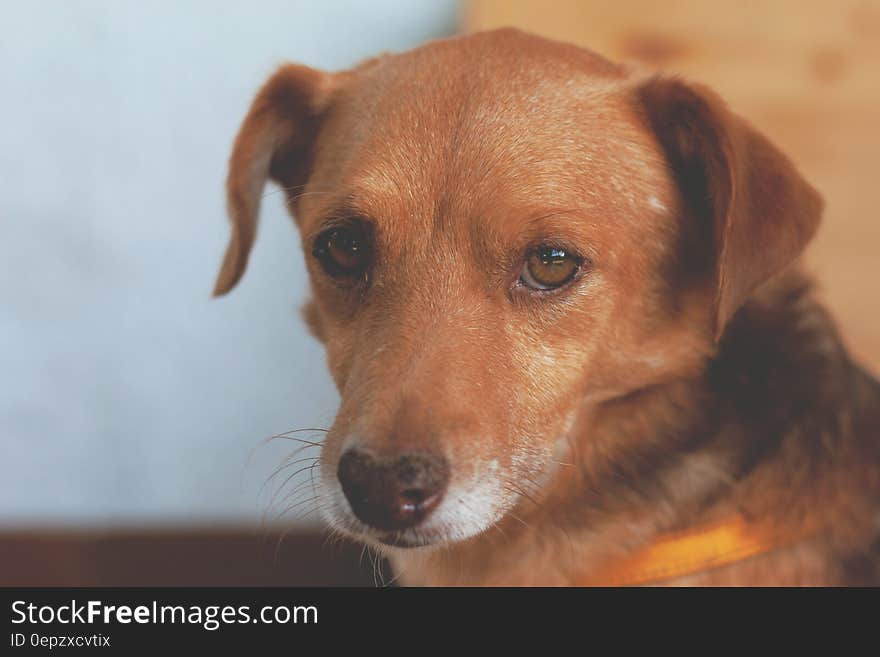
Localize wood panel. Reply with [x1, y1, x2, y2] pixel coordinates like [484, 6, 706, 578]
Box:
[0, 529, 383, 587]
[466, 0, 880, 371]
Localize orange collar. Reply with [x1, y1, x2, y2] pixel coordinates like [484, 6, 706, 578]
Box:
[581, 514, 804, 586]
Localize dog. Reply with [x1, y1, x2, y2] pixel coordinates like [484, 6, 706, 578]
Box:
[214, 29, 879, 585]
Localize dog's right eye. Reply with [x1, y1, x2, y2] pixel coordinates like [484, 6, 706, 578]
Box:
[519, 246, 582, 291]
[312, 224, 372, 279]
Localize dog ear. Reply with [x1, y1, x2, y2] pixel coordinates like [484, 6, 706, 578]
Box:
[636, 76, 823, 340]
[214, 64, 332, 296]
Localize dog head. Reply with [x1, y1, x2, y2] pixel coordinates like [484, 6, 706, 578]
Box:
[215, 29, 822, 548]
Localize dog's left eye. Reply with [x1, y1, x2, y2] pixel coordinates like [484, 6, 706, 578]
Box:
[312, 224, 372, 278]
[519, 246, 581, 291]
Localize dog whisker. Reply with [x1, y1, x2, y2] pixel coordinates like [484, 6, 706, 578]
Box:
[259, 455, 321, 509]
[264, 454, 322, 489]
[267, 461, 323, 511]
[277, 494, 323, 521]
[502, 480, 542, 510]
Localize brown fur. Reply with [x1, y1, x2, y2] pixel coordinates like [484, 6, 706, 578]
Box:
[215, 29, 880, 585]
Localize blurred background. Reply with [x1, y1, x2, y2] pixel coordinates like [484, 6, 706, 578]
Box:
[1, 0, 877, 584]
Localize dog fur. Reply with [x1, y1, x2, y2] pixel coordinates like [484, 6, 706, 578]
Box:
[215, 29, 880, 585]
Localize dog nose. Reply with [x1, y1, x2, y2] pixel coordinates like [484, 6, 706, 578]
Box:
[336, 448, 449, 531]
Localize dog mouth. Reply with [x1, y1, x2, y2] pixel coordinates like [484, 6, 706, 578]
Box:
[322, 473, 511, 550]
[325, 510, 451, 549]
[319, 439, 563, 549]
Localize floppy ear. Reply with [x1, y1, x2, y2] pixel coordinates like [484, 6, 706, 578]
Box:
[636, 77, 823, 340]
[214, 64, 332, 296]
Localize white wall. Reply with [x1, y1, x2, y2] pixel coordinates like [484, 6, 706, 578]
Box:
[0, 0, 458, 525]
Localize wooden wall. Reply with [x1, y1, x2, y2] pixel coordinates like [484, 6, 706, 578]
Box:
[466, 0, 880, 371]
[0, 529, 379, 586]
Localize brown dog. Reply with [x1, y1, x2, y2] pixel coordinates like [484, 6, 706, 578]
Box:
[215, 29, 879, 585]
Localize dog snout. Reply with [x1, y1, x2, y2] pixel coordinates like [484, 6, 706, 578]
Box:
[336, 448, 449, 531]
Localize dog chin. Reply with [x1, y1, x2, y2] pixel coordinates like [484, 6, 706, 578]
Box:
[375, 529, 447, 549]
